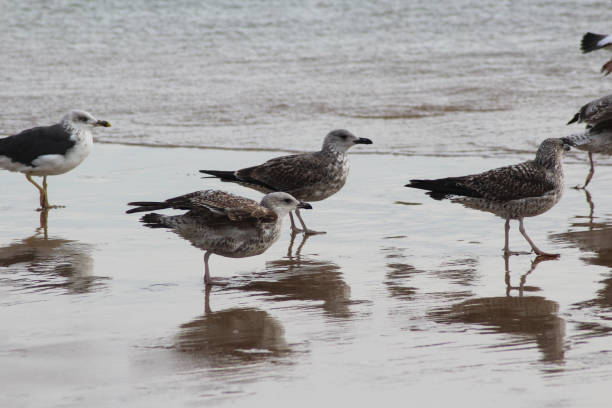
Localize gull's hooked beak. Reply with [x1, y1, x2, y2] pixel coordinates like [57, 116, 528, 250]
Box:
[95, 120, 111, 127]
[297, 201, 312, 210]
[354, 137, 373, 145]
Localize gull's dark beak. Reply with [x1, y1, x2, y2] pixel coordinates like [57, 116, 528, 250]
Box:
[297, 202, 312, 210]
[561, 137, 575, 150]
[354, 137, 373, 145]
[95, 120, 111, 127]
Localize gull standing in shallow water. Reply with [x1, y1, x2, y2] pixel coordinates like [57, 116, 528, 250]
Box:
[406, 138, 574, 258]
[200, 129, 372, 235]
[0, 110, 111, 209]
[566, 93, 612, 188]
[580, 32, 612, 75]
[126, 190, 311, 285]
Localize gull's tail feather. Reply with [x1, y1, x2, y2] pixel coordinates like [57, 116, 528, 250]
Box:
[200, 169, 238, 181]
[140, 213, 169, 228]
[581, 32, 607, 53]
[126, 201, 170, 214]
[406, 178, 480, 200]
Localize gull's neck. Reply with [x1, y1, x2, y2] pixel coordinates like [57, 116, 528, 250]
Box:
[321, 143, 349, 158]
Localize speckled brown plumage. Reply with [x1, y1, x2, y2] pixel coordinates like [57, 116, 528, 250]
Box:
[127, 190, 311, 284]
[406, 138, 573, 257]
[200, 129, 372, 234]
[127, 189, 278, 223]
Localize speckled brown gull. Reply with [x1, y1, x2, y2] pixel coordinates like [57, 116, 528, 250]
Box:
[0, 110, 111, 209]
[200, 129, 372, 235]
[567, 93, 612, 188]
[580, 32, 612, 75]
[126, 190, 311, 285]
[406, 138, 574, 258]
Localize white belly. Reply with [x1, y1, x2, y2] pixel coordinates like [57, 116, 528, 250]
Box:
[27, 132, 92, 176]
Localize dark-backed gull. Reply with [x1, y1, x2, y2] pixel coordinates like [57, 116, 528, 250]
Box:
[126, 190, 311, 285]
[406, 138, 574, 258]
[566, 93, 612, 188]
[580, 32, 612, 75]
[200, 129, 372, 235]
[0, 110, 111, 209]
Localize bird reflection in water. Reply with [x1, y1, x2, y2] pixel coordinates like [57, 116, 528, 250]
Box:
[237, 232, 353, 318]
[175, 285, 289, 366]
[430, 255, 566, 363]
[0, 211, 102, 294]
[551, 217, 612, 332]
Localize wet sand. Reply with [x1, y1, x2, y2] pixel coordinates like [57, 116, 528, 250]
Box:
[1, 144, 611, 407]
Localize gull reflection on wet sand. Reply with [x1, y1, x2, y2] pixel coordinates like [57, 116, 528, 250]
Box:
[175, 285, 289, 367]
[551, 213, 612, 336]
[0, 212, 104, 296]
[430, 256, 566, 363]
[235, 233, 352, 318]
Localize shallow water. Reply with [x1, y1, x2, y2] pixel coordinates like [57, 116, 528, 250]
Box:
[2, 0, 612, 406]
[1, 0, 612, 159]
[1, 145, 611, 407]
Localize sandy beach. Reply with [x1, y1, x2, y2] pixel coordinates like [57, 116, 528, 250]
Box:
[1, 143, 611, 407]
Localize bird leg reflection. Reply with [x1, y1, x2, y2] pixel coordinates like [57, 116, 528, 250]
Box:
[286, 231, 311, 259]
[37, 208, 49, 239]
[583, 188, 595, 223]
[504, 254, 552, 296]
[203, 284, 212, 314]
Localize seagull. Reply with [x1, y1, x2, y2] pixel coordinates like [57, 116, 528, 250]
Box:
[200, 129, 372, 234]
[406, 138, 574, 258]
[126, 190, 312, 285]
[0, 110, 111, 209]
[580, 32, 612, 75]
[567, 93, 612, 188]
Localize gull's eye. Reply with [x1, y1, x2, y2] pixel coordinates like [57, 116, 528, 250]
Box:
[78, 115, 89, 122]
[284, 198, 293, 204]
[340, 134, 348, 140]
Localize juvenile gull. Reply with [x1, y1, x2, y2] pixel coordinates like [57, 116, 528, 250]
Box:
[0, 110, 111, 209]
[200, 129, 372, 234]
[126, 190, 312, 285]
[580, 32, 612, 75]
[566, 93, 612, 188]
[406, 138, 574, 258]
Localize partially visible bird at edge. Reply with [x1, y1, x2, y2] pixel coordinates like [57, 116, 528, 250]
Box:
[566, 93, 612, 188]
[581, 32, 612, 75]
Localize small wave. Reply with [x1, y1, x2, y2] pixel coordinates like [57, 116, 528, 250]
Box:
[336, 103, 508, 119]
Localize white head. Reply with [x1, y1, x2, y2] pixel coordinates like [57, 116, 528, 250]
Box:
[260, 192, 312, 218]
[61, 110, 111, 129]
[321, 129, 373, 153]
